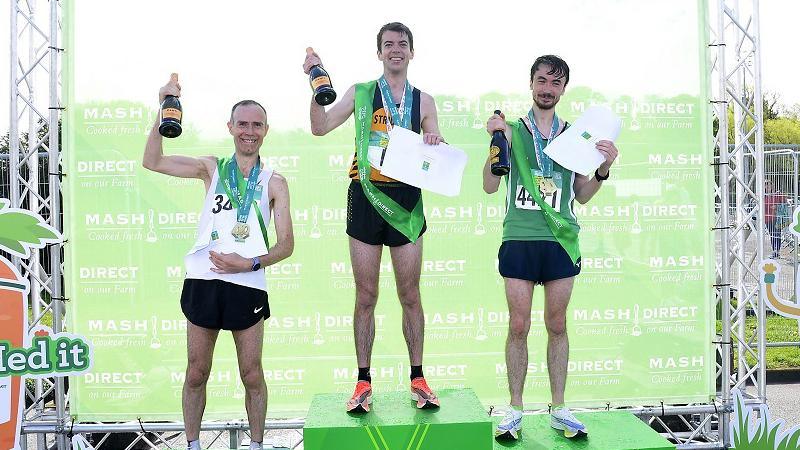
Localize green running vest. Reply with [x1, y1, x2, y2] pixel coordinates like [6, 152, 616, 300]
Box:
[502, 119, 580, 242]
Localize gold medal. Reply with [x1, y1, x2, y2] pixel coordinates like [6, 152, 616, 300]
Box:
[231, 222, 250, 242]
[538, 177, 558, 196]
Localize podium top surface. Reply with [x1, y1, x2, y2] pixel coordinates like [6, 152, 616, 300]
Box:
[493, 410, 675, 450]
[305, 388, 490, 428]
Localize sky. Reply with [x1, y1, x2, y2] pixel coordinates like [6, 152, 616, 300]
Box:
[1, 1, 799, 136]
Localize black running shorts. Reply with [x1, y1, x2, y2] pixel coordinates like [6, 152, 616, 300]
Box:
[180, 278, 269, 331]
[346, 180, 427, 247]
[498, 240, 581, 284]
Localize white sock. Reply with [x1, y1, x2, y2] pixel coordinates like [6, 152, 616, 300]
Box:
[187, 439, 201, 450]
[249, 442, 263, 450]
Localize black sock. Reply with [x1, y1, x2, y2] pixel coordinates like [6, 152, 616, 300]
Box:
[358, 367, 371, 383]
[410, 365, 423, 380]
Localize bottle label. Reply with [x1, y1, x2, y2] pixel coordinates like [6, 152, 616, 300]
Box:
[162, 108, 182, 121]
[489, 145, 501, 158]
[311, 76, 331, 90]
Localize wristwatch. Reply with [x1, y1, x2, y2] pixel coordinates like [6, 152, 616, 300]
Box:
[595, 169, 610, 182]
[251, 257, 261, 271]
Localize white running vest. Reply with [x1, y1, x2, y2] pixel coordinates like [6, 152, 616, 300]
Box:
[184, 163, 273, 291]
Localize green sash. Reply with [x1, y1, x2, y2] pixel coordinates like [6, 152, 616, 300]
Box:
[354, 81, 425, 243]
[509, 121, 580, 264]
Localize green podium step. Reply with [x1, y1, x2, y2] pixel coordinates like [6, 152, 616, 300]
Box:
[304, 388, 493, 450]
[493, 410, 674, 450]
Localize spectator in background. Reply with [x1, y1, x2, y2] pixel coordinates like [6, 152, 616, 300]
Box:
[764, 179, 787, 258]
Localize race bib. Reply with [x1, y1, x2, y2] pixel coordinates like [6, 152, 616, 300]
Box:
[367, 145, 386, 169]
[367, 131, 390, 169]
[515, 184, 561, 212]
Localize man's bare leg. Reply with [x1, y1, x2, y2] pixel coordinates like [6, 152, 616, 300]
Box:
[233, 320, 267, 443]
[350, 237, 383, 367]
[389, 238, 424, 366]
[183, 322, 219, 441]
[543, 276, 575, 406]
[504, 278, 534, 407]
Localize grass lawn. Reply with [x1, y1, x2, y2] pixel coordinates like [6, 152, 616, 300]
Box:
[719, 314, 800, 369]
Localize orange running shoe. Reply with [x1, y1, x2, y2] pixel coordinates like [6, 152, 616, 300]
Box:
[345, 380, 372, 413]
[410, 377, 440, 409]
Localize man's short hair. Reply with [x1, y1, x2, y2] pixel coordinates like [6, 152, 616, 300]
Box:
[230, 100, 267, 123]
[530, 55, 570, 86]
[377, 22, 414, 52]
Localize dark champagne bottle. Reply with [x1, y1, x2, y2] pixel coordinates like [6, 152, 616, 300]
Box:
[490, 109, 510, 176]
[307, 47, 337, 106]
[159, 95, 182, 138]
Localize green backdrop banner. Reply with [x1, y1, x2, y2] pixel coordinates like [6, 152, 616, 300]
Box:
[64, 1, 713, 419]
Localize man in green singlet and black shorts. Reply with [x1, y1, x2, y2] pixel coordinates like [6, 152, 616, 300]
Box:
[303, 22, 445, 412]
[484, 55, 619, 440]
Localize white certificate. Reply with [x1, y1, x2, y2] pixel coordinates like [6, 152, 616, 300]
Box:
[380, 126, 468, 197]
[544, 105, 622, 176]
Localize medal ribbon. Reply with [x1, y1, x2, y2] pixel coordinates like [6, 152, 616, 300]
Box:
[217, 156, 269, 246]
[377, 75, 413, 131]
[525, 109, 560, 178]
[223, 155, 260, 223]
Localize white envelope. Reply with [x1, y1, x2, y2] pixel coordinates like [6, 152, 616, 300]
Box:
[380, 126, 468, 197]
[544, 105, 622, 176]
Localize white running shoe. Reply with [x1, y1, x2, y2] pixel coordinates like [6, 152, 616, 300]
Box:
[550, 406, 587, 438]
[495, 407, 523, 440]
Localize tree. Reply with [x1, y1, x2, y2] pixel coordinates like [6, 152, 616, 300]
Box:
[0, 118, 61, 154]
[712, 91, 800, 146]
[765, 118, 800, 144]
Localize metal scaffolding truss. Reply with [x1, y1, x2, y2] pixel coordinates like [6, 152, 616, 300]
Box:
[9, 0, 67, 449]
[707, 0, 767, 448]
[8, 1, 765, 449]
[710, 0, 766, 419]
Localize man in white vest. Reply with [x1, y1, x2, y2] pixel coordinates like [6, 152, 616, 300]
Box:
[143, 74, 294, 450]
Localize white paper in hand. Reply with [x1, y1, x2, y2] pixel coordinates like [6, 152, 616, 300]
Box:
[544, 105, 621, 176]
[380, 126, 468, 197]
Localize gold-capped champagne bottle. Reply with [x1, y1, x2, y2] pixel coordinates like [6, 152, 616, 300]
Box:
[490, 109, 510, 176]
[306, 47, 337, 106]
[159, 94, 182, 138]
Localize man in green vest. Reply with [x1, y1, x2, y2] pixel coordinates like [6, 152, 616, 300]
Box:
[484, 55, 618, 440]
[303, 22, 445, 412]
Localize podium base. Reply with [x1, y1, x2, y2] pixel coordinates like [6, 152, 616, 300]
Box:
[304, 388, 493, 450]
[493, 410, 674, 449]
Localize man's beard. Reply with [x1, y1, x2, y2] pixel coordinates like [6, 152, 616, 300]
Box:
[534, 95, 557, 110]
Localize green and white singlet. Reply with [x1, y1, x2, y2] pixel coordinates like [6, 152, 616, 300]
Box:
[502, 119, 580, 242]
